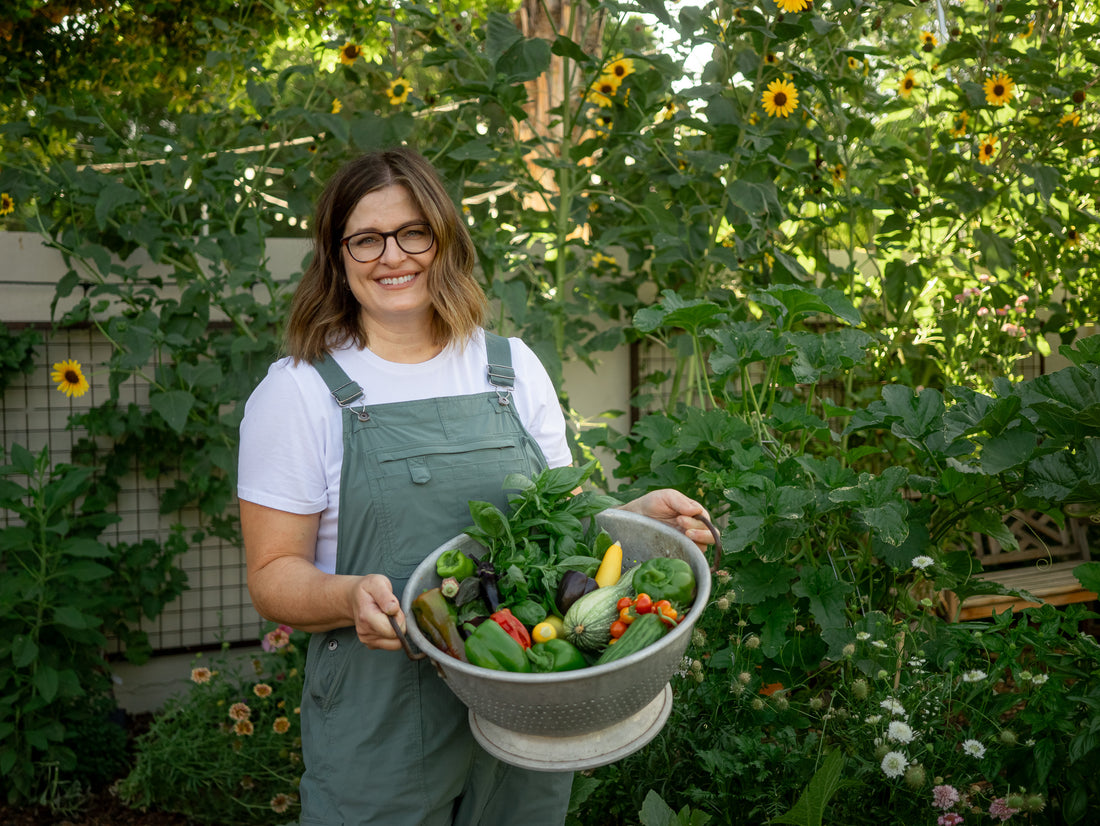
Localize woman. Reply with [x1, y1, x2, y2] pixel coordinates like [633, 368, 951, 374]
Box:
[238, 147, 713, 826]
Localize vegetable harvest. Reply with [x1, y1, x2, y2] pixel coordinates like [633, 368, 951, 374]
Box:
[408, 464, 702, 674]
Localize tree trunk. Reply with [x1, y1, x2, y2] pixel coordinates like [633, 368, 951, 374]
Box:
[515, 0, 605, 206]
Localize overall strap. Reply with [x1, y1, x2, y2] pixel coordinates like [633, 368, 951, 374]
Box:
[313, 354, 370, 421]
[484, 332, 516, 408]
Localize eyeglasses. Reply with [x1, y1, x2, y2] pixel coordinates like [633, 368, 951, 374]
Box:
[340, 223, 435, 263]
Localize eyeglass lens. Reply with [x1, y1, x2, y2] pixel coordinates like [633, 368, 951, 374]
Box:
[344, 224, 434, 262]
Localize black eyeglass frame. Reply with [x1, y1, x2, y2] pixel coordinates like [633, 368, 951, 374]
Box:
[340, 222, 436, 263]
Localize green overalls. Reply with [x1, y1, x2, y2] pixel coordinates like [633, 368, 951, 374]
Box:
[298, 334, 574, 826]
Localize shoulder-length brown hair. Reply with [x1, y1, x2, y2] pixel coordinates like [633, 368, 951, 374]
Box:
[283, 147, 487, 362]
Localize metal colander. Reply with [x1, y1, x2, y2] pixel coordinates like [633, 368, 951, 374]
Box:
[398, 509, 715, 743]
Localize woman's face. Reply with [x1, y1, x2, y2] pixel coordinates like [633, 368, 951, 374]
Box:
[340, 184, 437, 331]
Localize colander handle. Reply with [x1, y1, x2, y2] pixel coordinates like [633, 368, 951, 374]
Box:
[699, 514, 723, 573]
[388, 614, 428, 661]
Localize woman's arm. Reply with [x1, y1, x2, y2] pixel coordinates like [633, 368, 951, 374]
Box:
[241, 500, 404, 650]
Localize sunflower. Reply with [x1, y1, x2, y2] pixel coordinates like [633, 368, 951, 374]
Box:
[605, 55, 635, 82]
[331, 98, 343, 114]
[386, 78, 411, 105]
[51, 359, 90, 398]
[765, 52, 778, 65]
[592, 74, 621, 99]
[831, 163, 846, 184]
[587, 87, 614, 109]
[983, 73, 1015, 106]
[978, 134, 999, 163]
[1066, 228, 1080, 247]
[762, 78, 799, 118]
[847, 56, 860, 71]
[899, 70, 918, 99]
[774, 0, 810, 12]
[338, 42, 362, 66]
[1060, 111, 1081, 127]
[920, 31, 937, 50]
[951, 111, 969, 138]
[0, 192, 13, 216]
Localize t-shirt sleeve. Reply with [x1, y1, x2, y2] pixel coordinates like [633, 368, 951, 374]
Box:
[237, 360, 330, 514]
[510, 338, 572, 468]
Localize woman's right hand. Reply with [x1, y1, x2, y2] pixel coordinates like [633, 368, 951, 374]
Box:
[350, 574, 406, 651]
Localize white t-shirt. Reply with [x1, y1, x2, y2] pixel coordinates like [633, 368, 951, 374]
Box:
[237, 330, 571, 573]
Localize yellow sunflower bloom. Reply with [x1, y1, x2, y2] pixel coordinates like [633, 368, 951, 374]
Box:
[920, 31, 937, 50]
[587, 88, 614, 109]
[762, 78, 799, 118]
[1059, 111, 1080, 127]
[847, 56, 860, 71]
[983, 73, 1015, 106]
[0, 192, 13, 216]
[592, 74, 621, 99]
[605, 55, 635, 82]
[1066, 228, 1080, 247]
[331, 98, 343, 114]
[52, 359, 90, 398]
[832, 163, 846, 184]
[951, 111, 969, 138]
[978, 134, 999, 163]
[774, 0, 810, 12]
[765, 52, 778, 65]
[387, 78, 411, 105]
[899, 70, 918, 99]
[339, 42, 362, 66]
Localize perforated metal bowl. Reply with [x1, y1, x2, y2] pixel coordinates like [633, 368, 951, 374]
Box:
[399, 509, 713, 742]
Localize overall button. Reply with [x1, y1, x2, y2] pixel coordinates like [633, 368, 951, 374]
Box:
[327, 639, 338, 651]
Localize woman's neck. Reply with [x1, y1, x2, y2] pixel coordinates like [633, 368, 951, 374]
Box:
[362, 317, 442, 364]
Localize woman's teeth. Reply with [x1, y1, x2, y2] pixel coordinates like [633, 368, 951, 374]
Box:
[378, 274, 415, 286]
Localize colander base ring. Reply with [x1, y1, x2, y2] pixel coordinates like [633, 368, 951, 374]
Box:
[468, 683, 672, 772]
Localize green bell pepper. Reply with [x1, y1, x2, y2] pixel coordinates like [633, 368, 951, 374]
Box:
[631, 557, 696, 607]
[526, 638, 588, 672]
[464, 618, 532, 672]
[436, 548, 476, 581]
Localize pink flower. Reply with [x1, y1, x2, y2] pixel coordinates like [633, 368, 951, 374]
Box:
[933, 785, 961, 809]
[989, 798, 1019, 821]
[977, 306, 990, 317]
[938, 814, 964, 826]
[263, 624, 294, 652]
[1015, 295, 1029, 305]
[954, 293, 965, 303]
[997, 306, 1009, 316]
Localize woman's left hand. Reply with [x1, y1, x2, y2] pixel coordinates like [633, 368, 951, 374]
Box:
[619, 489, 716, 552]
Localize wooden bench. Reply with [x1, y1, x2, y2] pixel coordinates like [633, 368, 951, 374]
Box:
[943, 510, 1095, 621]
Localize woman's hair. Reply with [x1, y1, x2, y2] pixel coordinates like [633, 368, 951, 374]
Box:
[283, 147, 487, 362]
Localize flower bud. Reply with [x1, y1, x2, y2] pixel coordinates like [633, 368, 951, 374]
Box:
[738, 671, 752, 684]
[998, 729, 1018, 746]
[809, 696, 824, 711]
[1023, 793, 1045, 812]
[716, 596, 730, 611]
[691, 659, 703, 674]
[904, 763, 926, 789]
[842, 643, 856, 658]
[744, 634, 760, 649]
[751, 698, 765, 711]
[851, 678, 869, 701]
[774, 696, 789, 711]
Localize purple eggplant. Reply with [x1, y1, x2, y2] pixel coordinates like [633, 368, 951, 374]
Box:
[556, 569, 599, 614]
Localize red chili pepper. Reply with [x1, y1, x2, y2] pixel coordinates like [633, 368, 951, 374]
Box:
[490, 608, 532, 649]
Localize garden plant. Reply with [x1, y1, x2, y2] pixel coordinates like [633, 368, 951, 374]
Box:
[1, 0, 1099, 823]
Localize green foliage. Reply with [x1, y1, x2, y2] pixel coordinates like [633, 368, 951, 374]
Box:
[117, 625, 306, 825]
[0, 322, 40, 397]
[0, 444, 186, 803]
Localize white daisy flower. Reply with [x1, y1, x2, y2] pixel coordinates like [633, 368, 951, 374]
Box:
[962, 669, 987, 683]
[880, 698, 905, 716]
[912, 555, 934, 570]
[881, 750, 909, 778]
[962, 739, 986, 758]
[887, 720, 915, 744]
